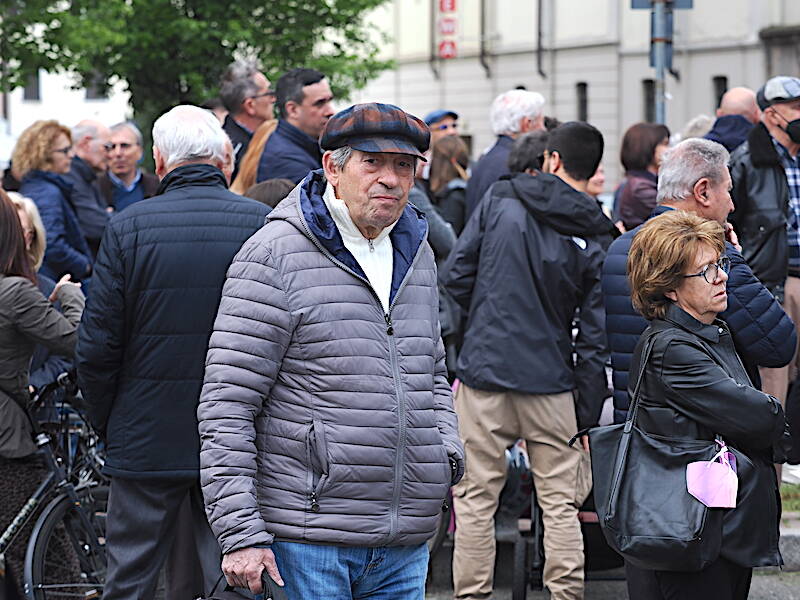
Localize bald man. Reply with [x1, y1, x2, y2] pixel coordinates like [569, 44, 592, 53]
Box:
[64, 119, 112, 255]
[704, 87, 760, 152]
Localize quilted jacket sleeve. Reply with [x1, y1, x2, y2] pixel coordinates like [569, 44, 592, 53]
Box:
[76, 225, 125, 434]
[198, 239, 294, 554]
[722, 244, 796, 369]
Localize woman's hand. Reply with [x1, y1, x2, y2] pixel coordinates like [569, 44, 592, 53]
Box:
[49, 274, 81, 303]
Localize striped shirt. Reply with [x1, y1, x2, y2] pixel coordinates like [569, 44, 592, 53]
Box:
[773, 138, 800, 272]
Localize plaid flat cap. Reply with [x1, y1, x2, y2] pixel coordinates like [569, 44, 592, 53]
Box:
[320, 102, 430, 160]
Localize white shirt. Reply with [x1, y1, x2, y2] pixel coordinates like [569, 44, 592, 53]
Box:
[323, 183, 396, 313]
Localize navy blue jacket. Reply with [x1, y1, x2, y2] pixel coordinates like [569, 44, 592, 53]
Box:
[602, 205, 796, 423]
[704, 114, 754, 153]
[257, 119, 322, 184]
[76, 164, 269, 479]
[464, 135, 513, 220]
[63, 156, 109, 254]
[20, 170, 93, 282]
[445, 172, 616, 429]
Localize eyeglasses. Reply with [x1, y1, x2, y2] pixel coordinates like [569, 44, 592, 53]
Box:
[250, 90, 276, 100]
[433, 122, 458, 131]
[683, 256, 731, 284]
[52, 145, 72, 155]
[104, 142, 137, 151]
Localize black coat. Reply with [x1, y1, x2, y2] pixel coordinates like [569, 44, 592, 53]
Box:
[630, 304, 785, 568]
[464, 135, 513, 220]
[445, 172, 617, 429]
[602, 205, 796, 423]
[76, 164, 269, 479]
[63, 156, 110, 255]
[222, 114, 253, 180]
[729, 122, 790, 291]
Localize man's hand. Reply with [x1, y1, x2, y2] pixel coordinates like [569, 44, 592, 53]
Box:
[724, 222, 742, 252]
[580, 434, 590, 453]
[222, 547, 284, 594]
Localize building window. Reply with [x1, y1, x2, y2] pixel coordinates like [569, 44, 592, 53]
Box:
[85, 73, 106, 100]
[576, 82, 588, 121]
[713, 75, 728, 110]
[643, 79, 655, 123]
[23, 72, 40, 101]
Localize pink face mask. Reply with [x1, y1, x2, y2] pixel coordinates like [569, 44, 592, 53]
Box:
[686, 443, 738, 509]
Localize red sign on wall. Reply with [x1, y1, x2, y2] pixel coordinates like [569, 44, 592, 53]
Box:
[438, 17, 457, 36]
[439, 0, 456, 13]
[438, 40, 457, 59]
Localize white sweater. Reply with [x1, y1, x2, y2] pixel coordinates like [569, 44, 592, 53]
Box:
[323, 183, 396, 313]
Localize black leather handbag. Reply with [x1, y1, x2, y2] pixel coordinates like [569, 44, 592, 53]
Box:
[589, 332, 723, 572]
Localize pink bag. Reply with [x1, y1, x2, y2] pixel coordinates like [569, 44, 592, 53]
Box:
[686, 442, 738, 508]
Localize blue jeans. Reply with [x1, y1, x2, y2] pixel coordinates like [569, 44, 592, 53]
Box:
[267, 541, 429, 599]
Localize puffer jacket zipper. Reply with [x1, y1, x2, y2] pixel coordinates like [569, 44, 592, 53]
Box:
[294, 200, 429, 538]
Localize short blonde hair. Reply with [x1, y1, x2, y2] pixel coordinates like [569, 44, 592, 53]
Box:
[12, 120, 72, 178]
[8, 192, 46, 271]
[628, 210, 725, 321]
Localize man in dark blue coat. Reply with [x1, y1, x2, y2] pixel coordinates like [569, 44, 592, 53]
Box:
[464, 89, 546, 220]
[256, 68, 334, 184]
[76, 105, 269, 600]
[602, 136, 796, 597]
[703, 87, 760, 152]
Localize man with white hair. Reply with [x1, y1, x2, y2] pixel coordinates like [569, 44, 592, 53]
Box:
[96, 121, 160, 212]
[464, 89, 545, 218]
[602, 137, 795, 598]
[64, 119, 111, 255]
[76, 105, 269, 600]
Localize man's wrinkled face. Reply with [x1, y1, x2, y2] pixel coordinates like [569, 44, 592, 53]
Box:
[106, 127, 143, 179]
[83, 127, 111, 171]
[705, 168, 734, 225]
[327, 150, 415, 236]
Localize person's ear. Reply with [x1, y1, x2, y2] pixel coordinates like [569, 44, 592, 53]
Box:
[519, 116, 532, 134]
[322, 151, 340, 187]
[241, 97, 256, 118]
[664, 290, 678, 302]
[693, 177, 710, 205]
[284, 100, 300, 121]
[549, 150, 563, 175]
[153, 147, 167, 179]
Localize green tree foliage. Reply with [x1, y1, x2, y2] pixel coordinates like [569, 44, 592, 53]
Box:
[1, 0, 391, 135]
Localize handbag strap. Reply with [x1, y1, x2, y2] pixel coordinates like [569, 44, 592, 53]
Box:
[623, 330, 659, 431]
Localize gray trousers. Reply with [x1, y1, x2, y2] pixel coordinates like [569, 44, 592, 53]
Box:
[103, 477, 246, 600]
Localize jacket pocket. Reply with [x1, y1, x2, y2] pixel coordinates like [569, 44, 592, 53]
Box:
[305, 419, 330, 512]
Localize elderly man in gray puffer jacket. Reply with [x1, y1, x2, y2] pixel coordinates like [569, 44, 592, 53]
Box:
[198, 102, 464, 599]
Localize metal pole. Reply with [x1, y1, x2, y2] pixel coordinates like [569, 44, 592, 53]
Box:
[653, 0, 667, 124]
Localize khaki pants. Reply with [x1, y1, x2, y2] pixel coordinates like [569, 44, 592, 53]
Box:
[451, 384, 591, 600]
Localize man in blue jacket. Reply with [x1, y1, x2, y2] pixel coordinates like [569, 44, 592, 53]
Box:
[602, 136, 796, 597]
[256, 68, 334, 184]
[76, 105, 269, 600]
[703, 87, 760, 152]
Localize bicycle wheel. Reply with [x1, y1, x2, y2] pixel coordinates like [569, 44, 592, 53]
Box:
[24, 485, 107, 600]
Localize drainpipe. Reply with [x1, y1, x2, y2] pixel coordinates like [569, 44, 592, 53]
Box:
[537, 0, 546, 79]
[479, 0, 491, 78]
[429, 0, 440, 80]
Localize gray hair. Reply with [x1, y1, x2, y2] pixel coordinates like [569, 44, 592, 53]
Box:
[8, 192, 46, 271]
[110, 121, 144, 146]
[71, 121, 101, 143]
[152, 105, 229, 170]
[490, 90, 546, 136]
[657, 138, 730, 204]
[219, 59, 262, 114]
[325, 145, 419, 173]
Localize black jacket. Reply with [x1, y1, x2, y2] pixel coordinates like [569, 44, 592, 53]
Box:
[222, 114, 253, 180]
[729, 122, 790, 291]
[445, 172, 616, 429]
[464, 135, 513, 220]
[704, 114, 754, 153]
[257, 119, 322, 184]
[434, 179, 467, 235]
[76, 164, 269, 479]
[63, 156, 110, 255]
[630, 304, 785, 568]
[603, 205, 796, 423]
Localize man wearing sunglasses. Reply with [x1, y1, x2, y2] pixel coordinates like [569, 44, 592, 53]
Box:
[424, 109, 459, 145]
[220, 59, 276, 179]
[730, 75, 800, 418]
[603, 137, 796, 598]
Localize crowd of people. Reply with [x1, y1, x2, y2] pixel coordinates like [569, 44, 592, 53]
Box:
[0, 59, 799, 600]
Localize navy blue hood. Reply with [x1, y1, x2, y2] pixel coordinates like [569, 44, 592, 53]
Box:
[704, 115, 754, 153]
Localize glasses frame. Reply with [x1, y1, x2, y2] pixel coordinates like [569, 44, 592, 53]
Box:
[249, 90, 276, 100]
[683, 255, 731, 284]
[52, 145, 72, 155]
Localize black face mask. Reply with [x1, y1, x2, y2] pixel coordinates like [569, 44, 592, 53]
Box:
[773, 108, 800, 144]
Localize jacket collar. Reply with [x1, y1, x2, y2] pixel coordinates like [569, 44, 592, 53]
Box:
[223, 114, 253, 137]
[70, 155, 96, 183]
[277, 119, 322, 160]
[705, 115, 753, 151]
[155, 163, 228, 196]
[747, 121, 782, 168]
[23, 169, 73, 194]
[662, 303, 725, 343]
